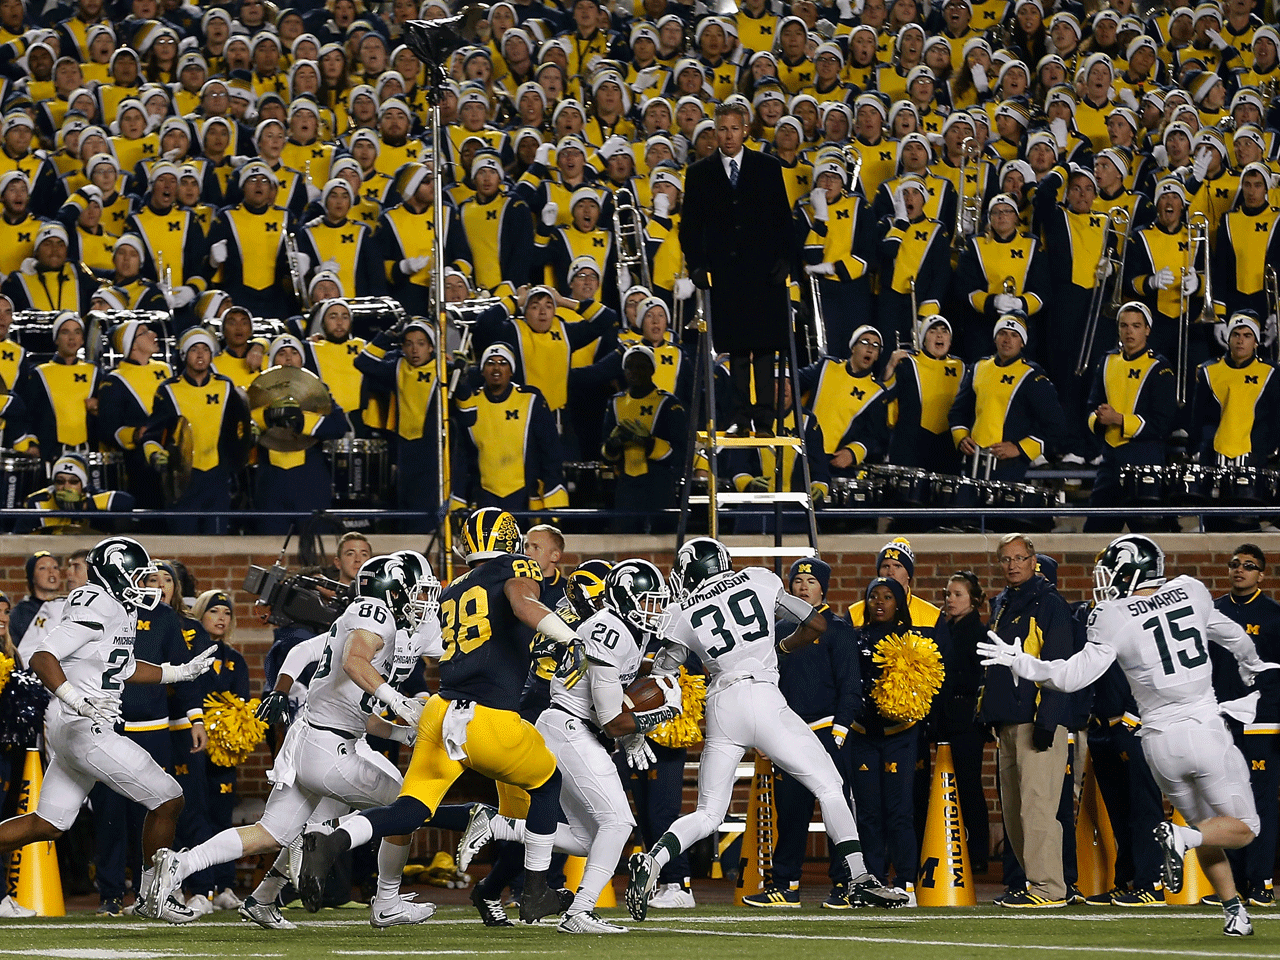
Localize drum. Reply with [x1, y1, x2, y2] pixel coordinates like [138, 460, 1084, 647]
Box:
[994, 483, 1051, 509]
[0, 452, 45, 508]
[1216, 466, 1276, 506]
[1164, 463, 1215, 505]
[563, 461, 615, 508]
[1119, 464, 1165, 504]
[888, 467, 932, 506]
[78, 450, 127, 493]
[833, 475, 883, 507]
[324, 439, 390, 505]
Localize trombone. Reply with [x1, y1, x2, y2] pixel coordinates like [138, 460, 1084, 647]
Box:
[907, 274, 919, 351]
[1176, 211, 1211, 403]
[951, 137, 980, 251]
[1267, 265, 1279, 361]
[1076, 205, 1131, 376]
[611, 186, 651, 292]
[807, 272, 829, 358]
[283, 230, 311, 311]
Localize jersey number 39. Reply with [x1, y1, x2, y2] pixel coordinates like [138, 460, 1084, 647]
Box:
[690, 589, 769, 658]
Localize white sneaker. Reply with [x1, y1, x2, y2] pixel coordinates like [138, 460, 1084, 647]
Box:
[1225, 904, 1255, 937]
[186, 894, 215, 917]
[0, 896, 35, 918]
[558, 910, 628, 934]
[648, 883, 696, 908]
[238, 895, 297, 930]
[457, 803, 496, 872]
[212, 889, 243, 911]
[370, 893, 438, 929]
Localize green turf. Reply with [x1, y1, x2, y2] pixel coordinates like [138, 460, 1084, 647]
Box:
[5, 905, 1280, 959]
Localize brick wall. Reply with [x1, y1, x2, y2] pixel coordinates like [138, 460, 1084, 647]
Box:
[2, 533, 1272, 865]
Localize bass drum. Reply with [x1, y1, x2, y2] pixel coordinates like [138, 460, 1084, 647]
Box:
[324, 439, 390, 506]
[0, 452, 45, 508]
[79, 450, 127, 493]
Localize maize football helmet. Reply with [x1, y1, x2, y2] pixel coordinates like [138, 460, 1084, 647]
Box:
[462, 508, 522, 564]
[565, 559, 613, 621]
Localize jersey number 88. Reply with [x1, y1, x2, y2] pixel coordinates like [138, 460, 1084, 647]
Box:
[440, 585, 492, 660]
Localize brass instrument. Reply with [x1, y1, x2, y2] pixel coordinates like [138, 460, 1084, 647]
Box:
[157, 249, 173, 308]
[908, 275, 919, 351]
[611, 186, 652, 292]
[1177, 211, 1211, 403]
[247, 365, 333, 452]
[952, 137, 981, 251]
[1002, 276, 1016, 295]
[1076, 206, 1131, 376]
[1262, 77, 1280, 103]
[807, 272, 830, 358]
[1268, 265, 1279, 361]
[843, 144, 863, 195]
[161, 415, 193, 505]
[283, 230, 310, 311]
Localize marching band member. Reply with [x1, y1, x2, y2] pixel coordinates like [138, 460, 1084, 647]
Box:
[797, 324, 891, 476]
[205, 161, 298, 318]
[295, 178, 386, 301]
[801, 155, 876, 353]
[21, 310, 98, 464]
[96, 319, 171, 510]
[883, 315, 965, 475]
[876, 177, 951, 350]
[1212, 163, 1280, 323]
[1191, 312, 1280, 469]
[1, 221, 97, 315]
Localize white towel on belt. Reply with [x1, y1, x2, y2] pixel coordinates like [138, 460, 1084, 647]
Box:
[442, 700, 476, 761]
[268, 721, 303, 787]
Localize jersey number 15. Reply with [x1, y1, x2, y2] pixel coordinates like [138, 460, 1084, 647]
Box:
[1142, 605, 1209, 676]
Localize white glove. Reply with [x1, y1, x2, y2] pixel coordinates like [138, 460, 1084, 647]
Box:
[659, 675, 682, 713]
[53, 681, 121, 725]
[1181, 269, 1199, 296]
[809, 188, 829, 221]
[1240, 660, 1280, 687]
[19, 257, 35, 275]
[534, 142, 553, 166]
[674, 276, 695, 300]
[1050, 117, 1069, 150]
[229, 155, 250, 169]
[291, 250, 311, 276]
[374, 682, 425, 727]
[618, 264, 632, 291]
[384, 722, 417, 745]
[162, 148, 182, 161]
[1265, 314, 1277, 348]
[993, 293, 1020, 313]
[160, 646, 219, 683]
[1191, 150, 1212, 182]
[305, 183, 322, 203]
[168, 285, 196, 308]
[210, 239, 229, 266]
[1152, 144, 1169, 167]
[541, 200, 559, 226]
[891, 187, 909, 222]
[1151, 266, 1176, 290]
[1206, 28, 1229, 51]
[319, 258, 340, 275]
[1095, 257, 1113, 280]
[1214, 320, 1229, 349]
[976, 629, 1022, 668]
[836, 0, 853, 18]
[971, 62, 989, 93]
[805, 262, 836, 276]
[621, 733, 656, 771]
[1118, 87, 1139, 110]
[652, 192, 670, 218]
[399, 255, 430, 273]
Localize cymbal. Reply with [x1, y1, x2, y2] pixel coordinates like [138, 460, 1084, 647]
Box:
[162, 415, 193, 505]
[248, 365, 332, 452]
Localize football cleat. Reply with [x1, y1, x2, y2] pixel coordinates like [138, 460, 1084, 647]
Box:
[238, 895, 297, 930]
[558, 911, 628, 934]
[137, 893, 199, 924]
[625, 853, 659, 922]
[741, 886, 800, 908]
[847, 874, 910, 908]
[1225, 903, 1255, 937]
[556, 888, 575, 912]
[648, 883, 696, 909]
[370, 893, 438, 929]
[299, 831, 345, 913]
[1154, 821, 1185, 894]
[147, 848, 185, 918]
[519, 875, 563, 924]
[457, 803, 496, 872]
[470, 882, 514, 927]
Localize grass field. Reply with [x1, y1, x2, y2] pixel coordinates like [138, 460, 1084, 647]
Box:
[7, 905, 1280, 960]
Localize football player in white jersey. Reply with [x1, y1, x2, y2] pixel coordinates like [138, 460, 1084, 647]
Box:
[455, 559, 683, 935]
[0, 537, 216, 924]
[149, 552, 444, 931]
[625, 538, 908, 920]
[979, 534, 1276, 938]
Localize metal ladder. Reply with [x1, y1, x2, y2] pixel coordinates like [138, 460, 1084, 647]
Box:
[675, 288, 820, 571]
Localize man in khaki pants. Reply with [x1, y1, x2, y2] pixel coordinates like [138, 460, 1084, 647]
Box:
[979, 533, 1075, 907]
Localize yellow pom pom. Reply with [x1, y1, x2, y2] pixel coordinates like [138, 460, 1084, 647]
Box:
[203, 692, 269, 767]
[870, 631, 945, 723]
[649, 667, 706, 748]
[0, 653, 13, 695]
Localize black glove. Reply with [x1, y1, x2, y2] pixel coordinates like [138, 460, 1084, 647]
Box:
[1031, 726, 1056, 752]
[255, 690, 291, 725]
[689, 266, 710, 289]
[265, 400, 304, 433]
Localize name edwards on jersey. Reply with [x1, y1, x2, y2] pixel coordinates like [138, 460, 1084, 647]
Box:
[1125, 587, 1191, 617]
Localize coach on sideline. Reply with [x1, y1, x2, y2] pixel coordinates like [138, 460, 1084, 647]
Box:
[679, 100, 794, 436]
[980, 533, 1075, 908]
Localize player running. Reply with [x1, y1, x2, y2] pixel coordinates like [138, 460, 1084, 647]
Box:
[625, 538, 908, 919]
[0, 537, 216, 923]
[978, 534, 1275, 937]
[297, 508, 582, 925]
[149, 552, 443, 930]
[457, 559, 683, 934]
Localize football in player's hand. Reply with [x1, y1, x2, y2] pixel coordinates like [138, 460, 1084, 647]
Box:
[622, 677, 667, 714]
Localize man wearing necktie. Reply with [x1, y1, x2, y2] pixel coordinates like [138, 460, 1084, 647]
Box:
[680, 101, 797, 435]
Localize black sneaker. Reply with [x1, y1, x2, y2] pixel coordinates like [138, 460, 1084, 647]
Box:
[96, 899, 123, 917]
[1085, 887, 1125, 906]
[821, 885, 852, 909]
[1201, 894, 1224, 906]
[1112, 888, 1166, 906]
[1249, 888, 1275, 908]
[742, 886, 801, 908]
[1065, 885, 1086, 906]
[469, 882, 514, 927]
[998, 890, 1067, 909]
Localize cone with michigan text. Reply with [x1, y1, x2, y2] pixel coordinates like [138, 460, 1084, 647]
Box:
[1075, 749, 1117, 897]
[6, 749, 64, 916]
[1163, 810, 1213, 905]
[734, 753, 776, 906]
[563, 855, 616, 907]
[916, 742, 977, 906]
